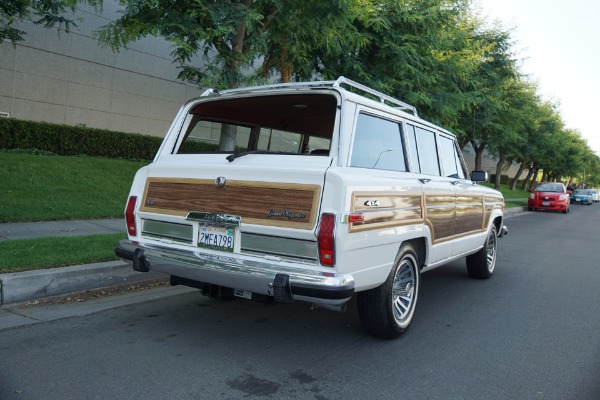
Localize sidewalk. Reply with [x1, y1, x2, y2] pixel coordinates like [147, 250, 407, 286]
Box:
[0, 219, 167, 305]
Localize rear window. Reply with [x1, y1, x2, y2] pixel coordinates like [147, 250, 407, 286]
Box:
[174, 94, 337, 155]
[534, 183, 564, 192]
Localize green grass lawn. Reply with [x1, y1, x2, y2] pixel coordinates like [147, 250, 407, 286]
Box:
[481, 183, 529, 207]
[0, 233, 127, 273]
[0, 152, 147, 223]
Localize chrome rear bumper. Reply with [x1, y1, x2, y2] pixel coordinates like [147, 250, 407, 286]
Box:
[115, 239, 355, 307]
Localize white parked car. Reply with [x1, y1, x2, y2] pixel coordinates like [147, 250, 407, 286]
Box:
[115, 77, 507, 338]
[588, 189, 599, 202]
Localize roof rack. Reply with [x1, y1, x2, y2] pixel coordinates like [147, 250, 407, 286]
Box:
[199, 76, 418, 116]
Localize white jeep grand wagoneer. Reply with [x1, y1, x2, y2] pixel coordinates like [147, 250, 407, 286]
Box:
[115, 77, 507, 338]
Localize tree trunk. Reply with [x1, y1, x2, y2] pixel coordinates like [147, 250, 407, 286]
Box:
[470, 139, 486, 171]
[510, 162, 528, 191]
[279, 47, 293, 83]
[218, 124, 238, 151]
[530, 167, 540, 189]
[521, 162, 538, 191]
[494, 154, 505, 190]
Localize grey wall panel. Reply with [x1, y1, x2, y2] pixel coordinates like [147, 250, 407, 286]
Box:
[12, 72, 67, 104]
[110, 91, 150, 119]
[0, 43, 16, 70]
[70, 34, 116, 66]
[113, 69, 155, 97]
[0, 69, 15, 98]
[68, 59, 115, 90]
[149, 98, 182, 124]
[151, 79, 187, 104]
[14, 46, 70, 81]
[11, 98, 66, 124]
[66, 82, 112, 112]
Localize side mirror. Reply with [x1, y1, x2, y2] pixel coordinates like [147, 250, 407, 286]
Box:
[471, 170, 489, 182]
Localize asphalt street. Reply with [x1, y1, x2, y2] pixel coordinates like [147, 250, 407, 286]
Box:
[0, 204, 598, 400]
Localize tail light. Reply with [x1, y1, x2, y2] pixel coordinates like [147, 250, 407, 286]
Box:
[317, 213, 335, 266]
[125, 196, 138, 236]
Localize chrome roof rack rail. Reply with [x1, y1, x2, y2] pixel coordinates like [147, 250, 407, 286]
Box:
[199, 76, 418, 116]
[333, 76, 418, 116]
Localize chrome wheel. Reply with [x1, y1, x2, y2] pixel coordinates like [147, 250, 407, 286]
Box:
[392, 255, 418, 326]
[357, 242, 421, 338]
[486, 230, 497, 273]
[467, 225, 498, 279]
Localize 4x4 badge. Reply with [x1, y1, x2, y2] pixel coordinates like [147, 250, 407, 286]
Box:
[364, 200, 379, 207]
[215, 176, 226, 188]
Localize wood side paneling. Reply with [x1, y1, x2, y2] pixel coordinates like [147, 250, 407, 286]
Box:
[348, 191, 502, 243]
[349, 193, 423, 232]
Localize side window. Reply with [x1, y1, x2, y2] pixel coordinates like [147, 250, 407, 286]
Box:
[413, 125, 440, 176]
[438, 135, 466, 179]
[350, 113, 407, 172]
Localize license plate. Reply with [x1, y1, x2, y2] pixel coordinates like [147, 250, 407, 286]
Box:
[198, 224, 236, 252]
[234, 289, 252, 300]
[542, 201, 550, 206]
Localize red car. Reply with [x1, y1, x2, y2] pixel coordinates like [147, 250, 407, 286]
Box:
[528, 182, 570, 213]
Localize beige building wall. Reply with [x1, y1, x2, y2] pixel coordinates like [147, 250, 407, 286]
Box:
[0, 1, 202, 137]
[462, 142, 525, 180]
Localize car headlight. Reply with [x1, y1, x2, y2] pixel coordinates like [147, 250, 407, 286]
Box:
[559, 194, 567, 200]
[529, 193, 535, 199]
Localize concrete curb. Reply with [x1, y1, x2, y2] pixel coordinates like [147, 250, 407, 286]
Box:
[505, 206, 528, 215]
[0, 261, 166, 305]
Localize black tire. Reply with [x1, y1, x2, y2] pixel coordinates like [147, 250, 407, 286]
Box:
[466, 225, 497, 279]
[357, 242, 420, 339]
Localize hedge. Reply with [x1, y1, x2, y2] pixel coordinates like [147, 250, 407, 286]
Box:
[0, 118, 163, 160]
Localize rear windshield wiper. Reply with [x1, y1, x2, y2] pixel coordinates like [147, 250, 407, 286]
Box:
[226, 150, 297, 162]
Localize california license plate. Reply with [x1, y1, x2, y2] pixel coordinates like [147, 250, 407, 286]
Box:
[198, 224, 236, 252]
[542, 201, 550, 206]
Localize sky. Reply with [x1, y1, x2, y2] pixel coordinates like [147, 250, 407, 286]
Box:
[477, 0, 600, 156]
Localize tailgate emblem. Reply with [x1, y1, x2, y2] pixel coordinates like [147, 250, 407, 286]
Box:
[215, 176, 227, 188]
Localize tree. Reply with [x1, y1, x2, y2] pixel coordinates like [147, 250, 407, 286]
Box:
[0, 0, 97, 44]
[258, 0, 369, 82]
[317, 0, 486, 131]
[456, 26, 518, 171]
[99, 0, 368, 88]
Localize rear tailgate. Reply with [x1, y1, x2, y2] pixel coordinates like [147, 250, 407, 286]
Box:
[131, 154, 332, 261]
